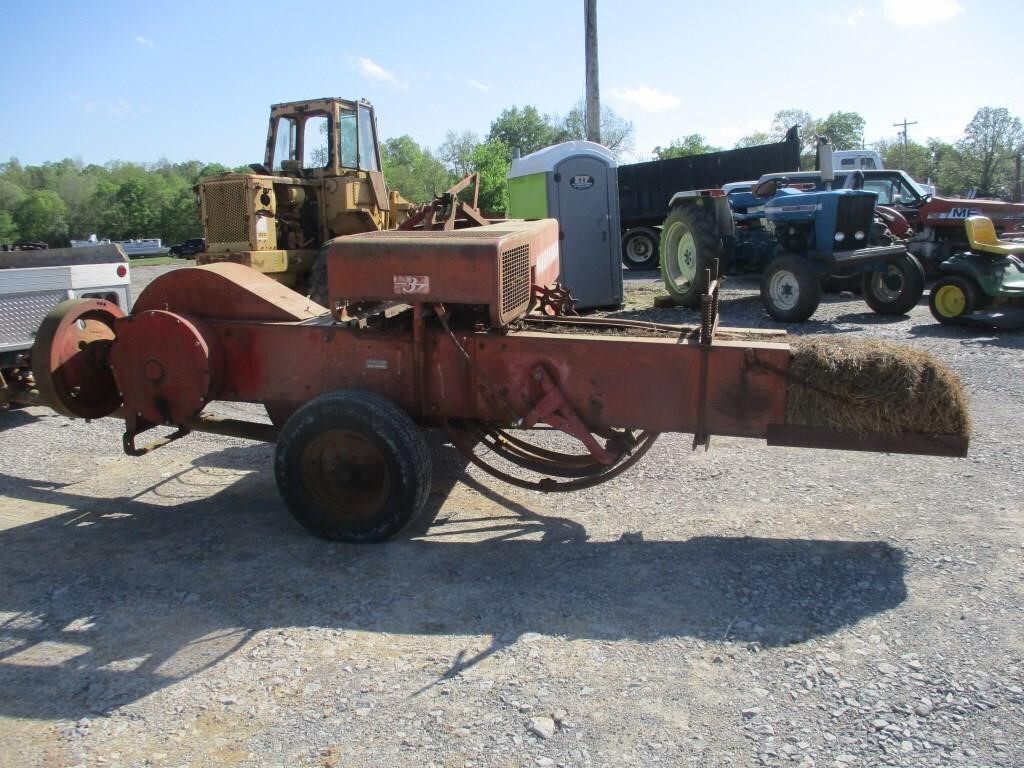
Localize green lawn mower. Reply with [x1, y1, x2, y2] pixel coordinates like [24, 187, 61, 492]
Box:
[928, 216, 1024, 329]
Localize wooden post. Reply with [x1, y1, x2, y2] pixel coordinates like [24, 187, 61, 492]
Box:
[585, 0, 600, 145]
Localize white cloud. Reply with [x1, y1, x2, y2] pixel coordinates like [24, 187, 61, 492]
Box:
[608, 85, 680, 114]
[108, 101, 130, 115]
[828, 6, 867, 26]
[883, 0, 963, 26]
[465, 78, 491, 92]
[135, 35, 155, 48]
[353, 56, 406, 88]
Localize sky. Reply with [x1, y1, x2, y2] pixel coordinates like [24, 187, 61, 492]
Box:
[2, 0, 1022, 167]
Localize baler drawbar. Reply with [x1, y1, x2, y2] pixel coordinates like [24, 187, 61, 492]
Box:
[15, 219, 969, 541]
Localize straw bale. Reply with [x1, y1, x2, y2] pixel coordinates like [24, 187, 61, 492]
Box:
[786, 337, 970, 436]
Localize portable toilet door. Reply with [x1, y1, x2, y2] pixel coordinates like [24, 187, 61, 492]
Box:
[548, 151, 623, 309]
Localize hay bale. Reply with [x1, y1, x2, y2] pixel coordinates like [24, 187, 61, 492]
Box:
[786, 337, 971, 437]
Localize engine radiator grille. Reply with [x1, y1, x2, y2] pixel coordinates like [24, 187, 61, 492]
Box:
[835, 194, 875, 247]
[203, 181, 249, 245]
[500, 244, 532, 319]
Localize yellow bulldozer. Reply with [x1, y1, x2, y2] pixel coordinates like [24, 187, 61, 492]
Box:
[195, 97, 486, 305]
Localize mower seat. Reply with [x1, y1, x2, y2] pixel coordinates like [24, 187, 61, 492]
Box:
[965, 215, 1024, 256]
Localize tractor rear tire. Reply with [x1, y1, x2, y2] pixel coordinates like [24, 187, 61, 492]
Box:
[622, 227, 660, 270]
[928, 275, 978, 325]
[660, 205, 720, 308]
[760, 254, 821, 323]
[274, 390, 432, 542]
[307, 252, 329, 308]
[861, 253, 925, 315]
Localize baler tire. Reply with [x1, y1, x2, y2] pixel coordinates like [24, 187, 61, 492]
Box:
[660, 205, 720, 308]
[307, 252, 328, 308]
[274, 390, 432, 542]
[760, 254, 821, 323]
[928, 275, 977, 325]
[622, 228, 660, 270]
[862, 253, 925, 315]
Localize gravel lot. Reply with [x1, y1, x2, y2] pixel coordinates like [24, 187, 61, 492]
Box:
[1, 264, 1021, 768]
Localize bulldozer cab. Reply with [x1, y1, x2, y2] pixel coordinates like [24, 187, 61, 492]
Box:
[265, 98, 382, 178]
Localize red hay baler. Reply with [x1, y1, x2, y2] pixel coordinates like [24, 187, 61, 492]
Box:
[16, 219, 968, 542]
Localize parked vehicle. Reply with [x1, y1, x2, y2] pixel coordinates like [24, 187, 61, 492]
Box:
[616, 128, 801, 270]
[659, 141, 924, 322]
[71, 237, 171, 258]
[169, 237, 206, 257]
[0, 244, 132, 410]
[832, 149, 883, 171]
[929, 216, 1024, 328]
[755, 168, 1024, 271]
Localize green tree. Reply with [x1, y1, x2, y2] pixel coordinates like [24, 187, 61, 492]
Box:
[0, 209, 19, 242]
[955, 107, 1024, 195]
[652, 134, 722, 160]
[556, 101, 635, 156]
[734, 131, 773, 149]
[0, 178, 26, 211]
[438, 130, 481, 178]
[814, 111, 866, 151]
[13, 190, 68, 244]
[470, 139, 511, 215]
[488, 106, 561, 158]
[380, 135, 453, 204]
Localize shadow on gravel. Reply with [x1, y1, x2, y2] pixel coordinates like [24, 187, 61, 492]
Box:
[0, 408, 38, 433]
[0, 441, 906, 720]
[908, 322, 1024, 348]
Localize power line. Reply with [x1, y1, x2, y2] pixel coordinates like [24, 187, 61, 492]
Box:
[892, 117, 918, 168]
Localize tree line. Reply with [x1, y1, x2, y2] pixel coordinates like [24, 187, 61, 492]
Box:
[1, 104, 1020, 247]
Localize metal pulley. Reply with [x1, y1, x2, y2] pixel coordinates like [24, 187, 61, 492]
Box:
[32, 298, 125, 419]
[109, 310, 223, 426]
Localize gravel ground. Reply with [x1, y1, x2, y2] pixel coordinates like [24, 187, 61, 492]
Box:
[1, 265, 1021, 768]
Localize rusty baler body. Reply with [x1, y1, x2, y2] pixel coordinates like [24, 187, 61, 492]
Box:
[24, 219, 968, 542]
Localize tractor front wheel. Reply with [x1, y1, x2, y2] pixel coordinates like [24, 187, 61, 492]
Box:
[660, 205, 720, 308]
[862, 253, 925, 315]
[274, 390, 432, 542]
[622, 227, 660, 270]
[928, 275, 978, 325]
[760, 254, 821, 323]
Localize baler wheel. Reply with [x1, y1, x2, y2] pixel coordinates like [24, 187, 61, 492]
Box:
[862, 253, 925, 315]
[274, 390, 432, 542]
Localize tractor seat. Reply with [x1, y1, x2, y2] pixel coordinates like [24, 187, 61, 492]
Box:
[965, 215, 1024, 256]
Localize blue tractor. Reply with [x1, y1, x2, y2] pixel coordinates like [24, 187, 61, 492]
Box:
[659, 154, 925, 323]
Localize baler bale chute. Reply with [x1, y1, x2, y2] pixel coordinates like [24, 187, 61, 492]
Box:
[18, 219, 970, 542]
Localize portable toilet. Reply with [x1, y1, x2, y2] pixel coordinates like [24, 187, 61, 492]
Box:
[507, 141, 623, 309]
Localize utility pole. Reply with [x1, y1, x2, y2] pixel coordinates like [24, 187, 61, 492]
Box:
[584, 0, 600, 144]
[892, 117, 918, 169]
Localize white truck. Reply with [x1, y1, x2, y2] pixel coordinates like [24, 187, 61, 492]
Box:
[1, 244, 132, 410]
